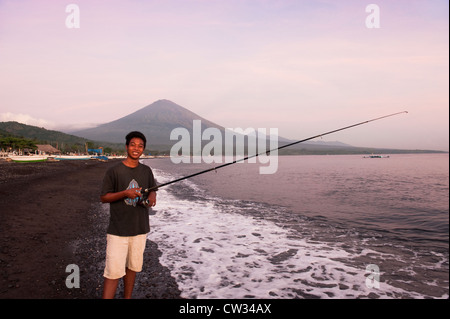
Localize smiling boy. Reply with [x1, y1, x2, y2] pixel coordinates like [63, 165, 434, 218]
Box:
[100, 131, 157, 299]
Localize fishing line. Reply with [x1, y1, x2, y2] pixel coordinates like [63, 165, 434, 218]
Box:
[142, 111, 408, 195]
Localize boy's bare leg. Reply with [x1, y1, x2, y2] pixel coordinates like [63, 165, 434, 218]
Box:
[123, 268, 137, 299]
[102, 278, 119, 299]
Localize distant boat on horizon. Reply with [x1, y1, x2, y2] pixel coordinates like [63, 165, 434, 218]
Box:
[363, 155, 390, 158]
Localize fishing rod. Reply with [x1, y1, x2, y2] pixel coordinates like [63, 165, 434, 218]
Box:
[141, 111, 408, 197]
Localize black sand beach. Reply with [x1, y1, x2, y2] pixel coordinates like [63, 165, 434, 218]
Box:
[0, 158, 181, 299]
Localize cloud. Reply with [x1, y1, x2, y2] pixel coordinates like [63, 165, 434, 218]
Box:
[0, 112, 56, 128]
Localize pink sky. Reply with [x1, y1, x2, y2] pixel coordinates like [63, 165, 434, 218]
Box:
[0, 0, 448, 150]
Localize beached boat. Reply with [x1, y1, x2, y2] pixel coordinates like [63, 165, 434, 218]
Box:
[8, 155, 48, 163]
[91, 155, 108, 161]
[53, 155, 92, 160]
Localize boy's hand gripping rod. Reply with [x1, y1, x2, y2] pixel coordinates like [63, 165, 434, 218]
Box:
[142, 111, 408, 194]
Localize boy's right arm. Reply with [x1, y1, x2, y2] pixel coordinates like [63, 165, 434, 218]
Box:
[100, 187, 142, 203]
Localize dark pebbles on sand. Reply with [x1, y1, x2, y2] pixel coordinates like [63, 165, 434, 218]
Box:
[0, 159, 181, 299]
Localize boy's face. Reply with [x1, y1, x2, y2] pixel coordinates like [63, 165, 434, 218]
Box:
[127, 137, 145, 160]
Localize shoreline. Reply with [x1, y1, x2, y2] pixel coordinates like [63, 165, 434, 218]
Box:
[0, 159, 181, 299]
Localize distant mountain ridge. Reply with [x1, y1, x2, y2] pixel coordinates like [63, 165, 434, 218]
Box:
[0, 121, 129, 154]
[72, 99, 225, 148]
[72, 99, 354, 150]
[2, 100, 444, 155]
[68, 99, 446, 154]
[0, 121, 89, 145]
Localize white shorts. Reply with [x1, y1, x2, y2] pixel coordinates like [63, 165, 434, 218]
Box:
[103, 233, 148, 280]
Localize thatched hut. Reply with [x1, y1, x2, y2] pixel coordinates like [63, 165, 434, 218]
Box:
[36, 144, 61, 155]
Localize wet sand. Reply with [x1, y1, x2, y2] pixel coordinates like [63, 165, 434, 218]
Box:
[0, 158, 181, 299]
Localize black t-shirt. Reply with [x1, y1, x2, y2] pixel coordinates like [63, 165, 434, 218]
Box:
[101, 162, 157, 236]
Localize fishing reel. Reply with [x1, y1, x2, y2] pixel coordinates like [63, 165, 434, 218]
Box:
[137, 190, 150, 207]
[138, 188, 158, 208]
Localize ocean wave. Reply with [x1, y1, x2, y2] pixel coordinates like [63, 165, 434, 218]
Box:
[147, 168, 447, 299]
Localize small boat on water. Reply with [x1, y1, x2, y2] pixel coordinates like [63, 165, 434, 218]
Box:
[8, 155, 48, 163]
[363, 155, 390, 158]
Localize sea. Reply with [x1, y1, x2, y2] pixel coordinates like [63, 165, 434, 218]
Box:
[143, 153, 449, 299]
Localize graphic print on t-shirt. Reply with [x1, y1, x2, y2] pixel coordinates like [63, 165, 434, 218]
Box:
[124, 178, 141, 207]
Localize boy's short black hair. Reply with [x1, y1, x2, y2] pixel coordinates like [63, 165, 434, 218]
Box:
[126, 131, 147, 148]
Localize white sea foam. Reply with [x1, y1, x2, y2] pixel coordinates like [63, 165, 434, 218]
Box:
[147, 168, 429, 299]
